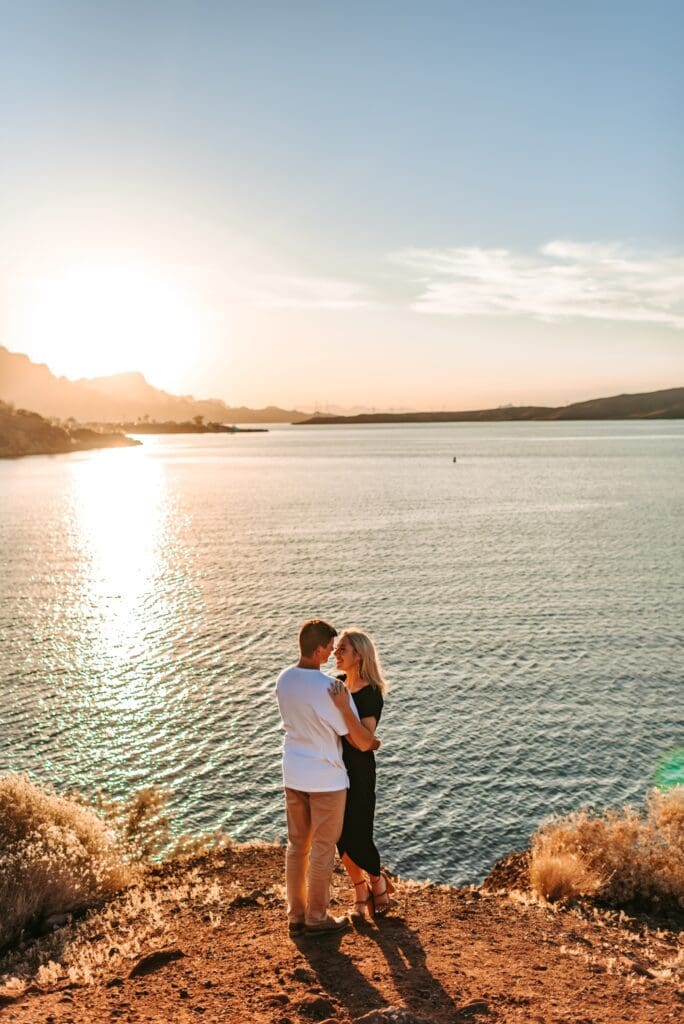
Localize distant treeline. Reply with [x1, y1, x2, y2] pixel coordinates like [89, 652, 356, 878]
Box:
[107, 420, 268, 434]
[111, 419, 234, 434]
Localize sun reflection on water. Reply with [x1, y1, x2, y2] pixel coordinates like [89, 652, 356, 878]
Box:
[70, 448, 168, 709]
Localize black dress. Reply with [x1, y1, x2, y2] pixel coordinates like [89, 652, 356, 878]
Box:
[337, 683, 384, 876]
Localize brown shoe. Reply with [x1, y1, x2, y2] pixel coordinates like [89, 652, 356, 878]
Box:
[304, 914, 349, 934]
[288, 921, 306, 936]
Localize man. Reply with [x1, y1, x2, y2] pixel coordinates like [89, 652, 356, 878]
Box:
[276, 619, 379, 935]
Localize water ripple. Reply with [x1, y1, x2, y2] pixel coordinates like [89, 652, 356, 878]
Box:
[1, 423, 683, 884]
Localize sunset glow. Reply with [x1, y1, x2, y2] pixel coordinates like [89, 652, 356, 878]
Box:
[1, 3, 682, 408]
[20, 264, 201, 386]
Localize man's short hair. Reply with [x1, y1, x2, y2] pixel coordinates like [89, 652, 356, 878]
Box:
[299, 619, 337, 657]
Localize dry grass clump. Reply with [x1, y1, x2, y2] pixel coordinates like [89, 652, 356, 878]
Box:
[90, 786, 175, 863]
[0, 774, 134, 949]
[529, 850, 603, 903]
[0, 860, 235, 995]
[530, 787, 684, 909]
[90, 786, 231, 864]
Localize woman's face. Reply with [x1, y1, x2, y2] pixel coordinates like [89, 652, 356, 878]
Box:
[334, 635, 359, 674]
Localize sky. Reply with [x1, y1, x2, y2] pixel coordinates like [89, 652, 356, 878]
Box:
[1, 1, 682, 411]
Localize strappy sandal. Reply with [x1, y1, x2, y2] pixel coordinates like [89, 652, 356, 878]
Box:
[371, 871, 395, 917]
[351, 879, 372, 921]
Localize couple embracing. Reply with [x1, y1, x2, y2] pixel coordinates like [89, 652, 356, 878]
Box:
[276, 619, 394, 936]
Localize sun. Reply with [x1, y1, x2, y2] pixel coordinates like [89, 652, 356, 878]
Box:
[23, 264, 202, 386]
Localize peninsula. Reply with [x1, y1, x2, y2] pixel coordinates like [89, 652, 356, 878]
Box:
[298, 387, 684, 424]
[0, 402, 139, 458]
[112, 420, 268, 434]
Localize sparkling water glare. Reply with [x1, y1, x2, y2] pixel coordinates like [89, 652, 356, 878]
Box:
[1, 422, 683, 884]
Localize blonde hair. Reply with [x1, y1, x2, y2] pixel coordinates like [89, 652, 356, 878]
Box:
[340, 628, 388, 694]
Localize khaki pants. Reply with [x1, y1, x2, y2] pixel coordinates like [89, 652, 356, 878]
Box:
[284, 787, 346, 925]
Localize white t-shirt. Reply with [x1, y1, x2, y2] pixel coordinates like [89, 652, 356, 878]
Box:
[276, 665, 356, 792]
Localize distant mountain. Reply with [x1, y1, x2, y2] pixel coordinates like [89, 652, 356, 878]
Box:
[299, 387, 684, 424]
[549, 388, 684, 420]
[0, 347, 305, 423]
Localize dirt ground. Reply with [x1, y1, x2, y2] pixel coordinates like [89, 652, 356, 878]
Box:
[1, 845, 682, 1024]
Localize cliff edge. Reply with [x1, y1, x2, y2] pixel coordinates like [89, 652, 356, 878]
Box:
[0, 844, 681, 1024]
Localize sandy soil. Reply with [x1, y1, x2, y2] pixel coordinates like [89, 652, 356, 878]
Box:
[1, 845, 681, 1024]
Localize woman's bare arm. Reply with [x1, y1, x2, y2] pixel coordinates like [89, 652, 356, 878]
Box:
[328, 681, 381, 752]
[345, 714, 379, 751]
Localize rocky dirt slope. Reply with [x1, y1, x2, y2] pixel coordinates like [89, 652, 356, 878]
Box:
[0, 845, 681, 1024]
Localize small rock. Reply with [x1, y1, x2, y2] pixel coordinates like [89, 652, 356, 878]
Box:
[455, 1001, 491, 1020]
[129, 948, 185, 978]
[230, 889, 267, 908]
[106, 977, 124, 988]
[298, 994, 336, 1020]
[203, 980, 214, 988]
[623, 957, 656, 978]
[44, 913, 69, 929]
[292, 967, 316, 983]
[353, 1010, 432, 1024]
[180, 989, 190, 999]
[268, 994, 290, 1006]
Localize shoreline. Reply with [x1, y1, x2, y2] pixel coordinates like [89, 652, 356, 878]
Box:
[0, 431, 140, 459]
[108, 422, 269, 434]
[1, 843, 681, 1023]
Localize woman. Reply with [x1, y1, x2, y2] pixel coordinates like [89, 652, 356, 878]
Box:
[328, 628, 394, 919]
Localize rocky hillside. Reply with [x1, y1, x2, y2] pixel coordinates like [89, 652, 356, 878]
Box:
[0, 347, 305, 424]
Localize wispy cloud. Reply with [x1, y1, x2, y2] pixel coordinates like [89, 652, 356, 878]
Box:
[393, 241, 684, 328]
[244, 273, 372, 311]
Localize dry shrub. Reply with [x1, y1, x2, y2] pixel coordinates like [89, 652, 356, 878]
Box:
[0, 774, 134, 949]
[529, 850, 603, 903]
[530, 787, 684, 909]
[91, 787, 231, 863]
[91, 787, 174, 862]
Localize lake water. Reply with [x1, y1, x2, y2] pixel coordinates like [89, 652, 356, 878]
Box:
[1, 422, 683, 885]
